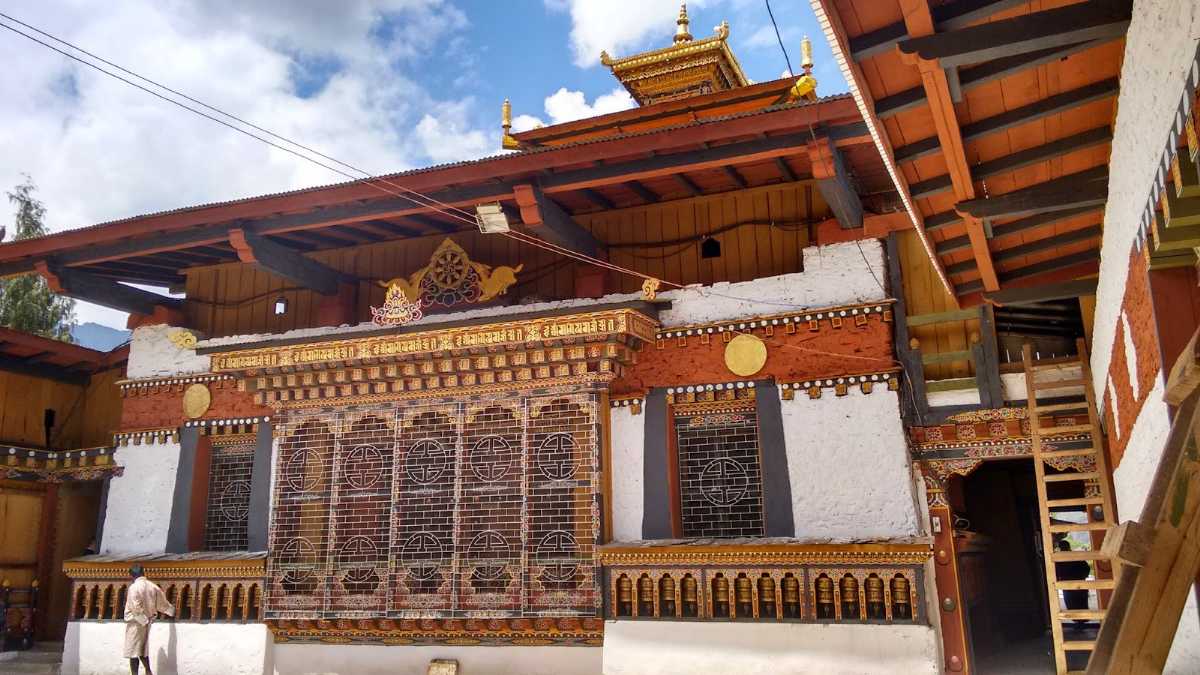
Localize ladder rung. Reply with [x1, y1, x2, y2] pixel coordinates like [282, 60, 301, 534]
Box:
[1058, 609, 1106, 620]
[1053, 551, 1108, 562]
[1035, 401, 1089, 413]
[1036, 423, 1094, 435]
[1044, 471, 1101, 482]
[1041, 448, 1098, 459]
[1047, 496, 1105, 507]
[1057, 579, 1115, 590]
[1032, 378, 1087, 390]
[1049, 522, 1111, 533]
[1062, 640, 1096, 651]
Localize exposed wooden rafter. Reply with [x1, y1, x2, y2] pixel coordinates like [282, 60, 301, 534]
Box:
[850, 0, 1026, 60]
[228, 227, 345, 295]
[808, 136, 863, 229]
[625, 181, 660, 204]
[34, 261, 181, 316]
[513, 183, 603, 259]
[899, 0, 998, 291]
[945, 224, 1103, 274]
[897, 0, 1132, 69]
[957, 249, 1100, 295]
[957, 166, 1109, 219]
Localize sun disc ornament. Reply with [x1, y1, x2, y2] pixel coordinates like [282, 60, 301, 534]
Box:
[724, 333, 767, 376]
[182, 383, 212, 419]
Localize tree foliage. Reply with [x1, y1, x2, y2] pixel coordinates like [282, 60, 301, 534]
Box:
[0, 177, 76, 341]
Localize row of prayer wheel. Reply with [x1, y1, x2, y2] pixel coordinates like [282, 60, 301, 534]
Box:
[613, 570, 914, 622]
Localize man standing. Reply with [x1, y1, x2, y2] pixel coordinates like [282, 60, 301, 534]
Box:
[123, 565, 174, 675]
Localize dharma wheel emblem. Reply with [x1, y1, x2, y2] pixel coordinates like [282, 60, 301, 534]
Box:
[373, 238, 522, 327]
[700, 458, 749, 506]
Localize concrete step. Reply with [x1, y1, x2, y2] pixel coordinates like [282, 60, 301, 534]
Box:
[3, 651, 63, 663]
[1, 662, 61, 674]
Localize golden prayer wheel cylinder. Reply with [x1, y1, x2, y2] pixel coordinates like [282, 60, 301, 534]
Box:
[616, 575, 633, 617]
[815, 575, 835, 619]
[758, 575, 777, 619]
[681, 575, 699, 617]
[659, 576, 677, 617]
[781, 574, 801, 619]
[841, 574, 861, 619]
[891, 575, 912, 620]
[865, 575, 885, 620]
[712, 575, 730, 618]
[637, 575, 655, 617]
[734, 575, 753, 618]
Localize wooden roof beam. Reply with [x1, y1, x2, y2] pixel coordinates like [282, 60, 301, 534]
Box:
[878, 40, 1102, 119]
[513, 184, 603, 259]
[35, 261, 182, 316]
[956, 248, 1099, 295]
[625, 181, 660, 204]
[900, 0, 998, 291]
[0, 353, 90, 385]
[808, 137, 863, 230]
[897, 0, 1131, 69]
[723, 166, 749, 189]
[944, 224, 1103, 274]
[358, 219, 422, 238]
[774, 157, 799, 183]
[935, 206, 1102, 256]
[910, 127, 1112, 200]
[895, 78, 1120, 164]
[984, 279, 1098, 305]
[850, 0, 1026, 60]
[229, 228, 345, 296]
[674, 174, 702, 197]
[957, 166, 1109, 219]
[406, 214, 459, 234]
[580, 188, 616, 211]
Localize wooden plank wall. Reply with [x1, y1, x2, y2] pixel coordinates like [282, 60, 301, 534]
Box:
[0, 479, 44, 588]
[895, 230, 979, 381]
[183, 182, 821, 338]
[0, 372, 87, 449]
[80, 367, 124, 449]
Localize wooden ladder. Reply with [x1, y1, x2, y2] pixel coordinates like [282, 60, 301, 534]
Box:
[1022, 339, 1117, 675]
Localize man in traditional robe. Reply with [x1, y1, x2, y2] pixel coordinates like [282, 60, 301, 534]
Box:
[123, 565, 174, 675]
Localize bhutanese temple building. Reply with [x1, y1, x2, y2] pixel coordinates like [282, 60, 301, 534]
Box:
[1, 2, 1200, 674]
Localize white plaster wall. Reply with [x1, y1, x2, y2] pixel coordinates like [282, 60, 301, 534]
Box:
[273, 643, 600, 675]
[925, 387, 980, 408]
[779, 387, 920, 539]
[1092, 3, 1200, 397]
[101, 440, 180, 554]
[62, 621, 272, 675]
[609, 405, 645, 542]
[126, 325, 210, 379]
[602, 620, 938, 675]
[1112, 378, 1200, 673]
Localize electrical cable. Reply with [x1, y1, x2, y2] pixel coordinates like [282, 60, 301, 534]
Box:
[764, 0, 794, 76]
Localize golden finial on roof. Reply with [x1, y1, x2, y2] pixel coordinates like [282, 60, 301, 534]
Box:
[782, 36, 818, 104]
[715, 20, 730, 41]
[674, 3, 693, 43]
[501, 98, 520, 151]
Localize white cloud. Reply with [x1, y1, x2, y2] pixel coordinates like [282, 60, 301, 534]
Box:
[0, 0, 492, 329]
[511, 114, 546, 133]
[543, 87, 635, 124]
[548, 0, 721, 67]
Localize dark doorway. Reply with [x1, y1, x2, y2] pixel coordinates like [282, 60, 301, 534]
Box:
[955, 459, 1053, 674]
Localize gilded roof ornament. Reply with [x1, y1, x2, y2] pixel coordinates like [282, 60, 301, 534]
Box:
[501, 98, 520, 150]
[674, 3, 693, 43]
[782, 36, 818, 104]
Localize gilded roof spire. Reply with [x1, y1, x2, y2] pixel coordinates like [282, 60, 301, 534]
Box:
[781, 36, 818, 104]
[674, 3, 693, 43]
[501, 98, 520, 150]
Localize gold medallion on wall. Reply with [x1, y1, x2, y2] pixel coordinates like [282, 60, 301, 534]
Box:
[724, 333, 767, 377]
[183, 383, 212, 419]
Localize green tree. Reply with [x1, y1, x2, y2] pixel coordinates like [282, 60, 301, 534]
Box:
[0, 177, 76, 341]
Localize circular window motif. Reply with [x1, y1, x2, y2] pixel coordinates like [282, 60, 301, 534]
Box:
[535, 530, 579, 582]
[285, 448, 325, 492]
[402, 532, 445, 581]
[700, 458, 749, 506]
[219, 480, 251, 521]
[405, 439, 449, 485]
[342, 445, 384, 490]
[468, 530, 511, 582]
[537, 433, 578, 481]
[469, 435, 513, 482]
[279, 537, 318, 564]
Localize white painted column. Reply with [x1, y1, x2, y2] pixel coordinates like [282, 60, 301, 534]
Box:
[609, 404, 645, 542]
[101, 439, 180, 554]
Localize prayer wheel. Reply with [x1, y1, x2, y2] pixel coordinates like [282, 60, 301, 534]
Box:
[758, 574, 776, 619]
[734, 575, 753, 618]
[712, 575, 730, 618]
[815, 574, 835, 619]
[840, 574, 860, 620]
[681, 575, 699, 617]
[616, 575, 633, 617]
[659, 575, 677, 618]
[637, 575, 655, 617]
[865, 574, 885, 620]
[891, 575, 912, 620]
[781, 574, 801, 618]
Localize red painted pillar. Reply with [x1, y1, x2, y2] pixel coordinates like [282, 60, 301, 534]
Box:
[316, 282, 358, 327]
[923, 470, 971, 673]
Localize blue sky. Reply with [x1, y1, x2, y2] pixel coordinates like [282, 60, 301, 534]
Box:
[0, 1, 846, 329]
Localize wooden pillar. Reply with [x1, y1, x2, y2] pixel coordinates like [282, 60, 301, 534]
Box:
[34, 483, 58, 640]
[315, 282, 358, 327]
[922, 468, 971, 673]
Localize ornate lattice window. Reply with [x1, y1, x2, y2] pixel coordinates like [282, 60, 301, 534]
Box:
[203, 441, 254, 551]
[265, 391, 600, 619]
[673, 399, 765, 538]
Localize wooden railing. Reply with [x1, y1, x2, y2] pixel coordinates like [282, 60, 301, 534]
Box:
[599, 541, 929, 624]
[63, 553, 265, 623]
